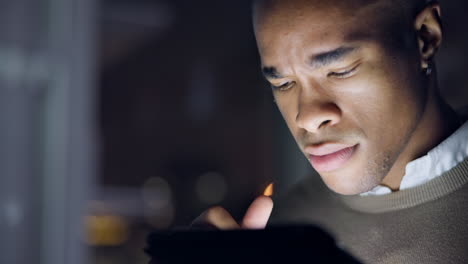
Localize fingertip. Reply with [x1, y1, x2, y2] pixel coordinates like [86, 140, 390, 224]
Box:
[258, 195, 274, 207]
[241, 195, 274, 229]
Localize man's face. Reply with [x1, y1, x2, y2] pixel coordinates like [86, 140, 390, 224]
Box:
[254, 0, 427, 195]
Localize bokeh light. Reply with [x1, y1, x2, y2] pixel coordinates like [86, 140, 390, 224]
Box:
[195, 171, 227, 204]
[85, 215, 129, 246]
[141, 177, 172, 210]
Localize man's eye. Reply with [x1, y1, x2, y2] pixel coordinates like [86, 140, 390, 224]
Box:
[271, 81, 295, 91]
[328, 64, 360, 79]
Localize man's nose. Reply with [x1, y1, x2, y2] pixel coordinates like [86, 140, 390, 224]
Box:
[295, 100, 341, 133]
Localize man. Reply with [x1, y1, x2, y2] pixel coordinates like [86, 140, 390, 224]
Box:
[195, 0, 468, 262]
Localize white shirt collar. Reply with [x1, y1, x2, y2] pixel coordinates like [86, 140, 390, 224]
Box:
[361, 120, 468, 196]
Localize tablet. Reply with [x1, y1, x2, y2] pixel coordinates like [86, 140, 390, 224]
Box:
[145, 225, 361, 264]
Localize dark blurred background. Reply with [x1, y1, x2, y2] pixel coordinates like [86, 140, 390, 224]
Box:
[1, 0, 467, 263]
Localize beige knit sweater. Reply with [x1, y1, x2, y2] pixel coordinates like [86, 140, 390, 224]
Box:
[270, 158, 468, 263]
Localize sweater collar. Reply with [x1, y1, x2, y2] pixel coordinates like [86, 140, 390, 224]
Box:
[341, 158, 468, 213]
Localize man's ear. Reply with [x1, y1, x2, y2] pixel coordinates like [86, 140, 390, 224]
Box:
[414, 3, 442, 69]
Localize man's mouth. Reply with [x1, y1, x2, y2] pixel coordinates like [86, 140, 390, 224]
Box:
[305, 143, 358, 172]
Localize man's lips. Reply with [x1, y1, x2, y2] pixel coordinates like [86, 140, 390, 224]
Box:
[305, 143, 358, 172]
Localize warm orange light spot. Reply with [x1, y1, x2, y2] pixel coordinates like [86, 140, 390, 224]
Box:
[85, 215, 129, 246]
[263, 183, 274, 197]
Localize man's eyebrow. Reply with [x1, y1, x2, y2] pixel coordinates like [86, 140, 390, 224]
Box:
[262, 66, 283, 79]
[309, 46, 358, 68]
[261, 47, 358, 79]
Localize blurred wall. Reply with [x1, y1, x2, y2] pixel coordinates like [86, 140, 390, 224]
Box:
[0, 0, 96, 264]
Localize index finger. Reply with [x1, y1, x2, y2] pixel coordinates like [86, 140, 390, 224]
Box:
[241, 196, 274, 229]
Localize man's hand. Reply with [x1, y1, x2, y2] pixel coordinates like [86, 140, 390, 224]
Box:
[191, 196, 274, 230]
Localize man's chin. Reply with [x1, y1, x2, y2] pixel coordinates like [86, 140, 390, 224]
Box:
[319, 171, 380, 196]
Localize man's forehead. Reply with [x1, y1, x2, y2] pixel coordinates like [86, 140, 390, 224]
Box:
[255, 3, 375, 57]
[254, 0, 398, 77]
[254, 0, 397, 56]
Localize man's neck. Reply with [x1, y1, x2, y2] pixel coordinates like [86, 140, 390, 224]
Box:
[380, 80, 462, 191]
